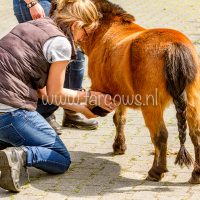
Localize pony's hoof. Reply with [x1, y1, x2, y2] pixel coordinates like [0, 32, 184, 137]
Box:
[146, 175, 161, 182]
[113, 143, 127, 155]
[189, 176, 200, 184]
[146, 170, 165, 182]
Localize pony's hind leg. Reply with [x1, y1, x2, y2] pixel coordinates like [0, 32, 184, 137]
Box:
[113, 105, 127, 155]
[187, 85, 200, 184]
[141, 106, 168, 181]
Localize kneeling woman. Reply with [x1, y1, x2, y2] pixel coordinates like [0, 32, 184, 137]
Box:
[0, 0, 115, 192]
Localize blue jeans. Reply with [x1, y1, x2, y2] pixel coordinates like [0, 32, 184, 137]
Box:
[0, 109, 71, 174]
[13, 0, 85, 118]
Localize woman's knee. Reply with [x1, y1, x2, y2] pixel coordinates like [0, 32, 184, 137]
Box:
[63, 157, 71, 173]
[55, 156, 71, 174]
[58, 146, 71, 173]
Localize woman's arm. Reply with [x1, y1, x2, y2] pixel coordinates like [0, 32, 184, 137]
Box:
[38, 61, 116, 118]
[46, 61, 87, 103]
[24, 0, 45, 19]
[38, 87, 97, 118]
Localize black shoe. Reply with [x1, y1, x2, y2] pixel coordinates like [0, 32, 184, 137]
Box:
[46, 114, 63, 135]
[0, 147, 28, 192]
[62, 109, 98, 130]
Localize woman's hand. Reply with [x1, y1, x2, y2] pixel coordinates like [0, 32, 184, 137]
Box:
[63, 103, 97, 119]
[29, 3, 45, 19]
[80, 105, 97, 119]
[89, 91, 118, 112]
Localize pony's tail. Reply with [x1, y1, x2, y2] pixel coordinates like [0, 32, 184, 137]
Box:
[164, 42, 197, 168]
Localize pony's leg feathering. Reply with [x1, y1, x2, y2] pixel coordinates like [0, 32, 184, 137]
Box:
[113, 105, 127, 155]
[142, 106, 168, 181]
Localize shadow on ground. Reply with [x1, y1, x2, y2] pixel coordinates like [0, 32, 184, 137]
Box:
[0, 151, 192, 198]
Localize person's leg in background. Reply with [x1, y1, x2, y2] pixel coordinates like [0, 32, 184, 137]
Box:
[63, 49, 98, 130]
[13, 0, 51, 22]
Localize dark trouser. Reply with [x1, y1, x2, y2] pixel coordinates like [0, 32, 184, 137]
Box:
[13, 0, 85, 118]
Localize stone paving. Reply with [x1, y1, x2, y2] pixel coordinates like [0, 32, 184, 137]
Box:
[0, 0, 200, 199]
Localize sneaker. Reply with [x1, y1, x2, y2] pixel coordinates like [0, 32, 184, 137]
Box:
[0, 147, 28, 192]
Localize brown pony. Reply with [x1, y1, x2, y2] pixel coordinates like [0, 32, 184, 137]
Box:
[50, 0, 200, 183]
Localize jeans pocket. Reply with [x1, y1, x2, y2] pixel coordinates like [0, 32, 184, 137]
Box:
[0, 124, 25, 146]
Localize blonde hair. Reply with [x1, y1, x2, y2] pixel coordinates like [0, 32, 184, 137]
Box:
[53, 0, 99, 31]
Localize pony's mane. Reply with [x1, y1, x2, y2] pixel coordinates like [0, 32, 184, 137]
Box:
[92, 0, 135, 24]
[49, 0, 135, 24]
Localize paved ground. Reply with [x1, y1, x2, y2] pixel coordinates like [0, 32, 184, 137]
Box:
[0, 0, 200, 199]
